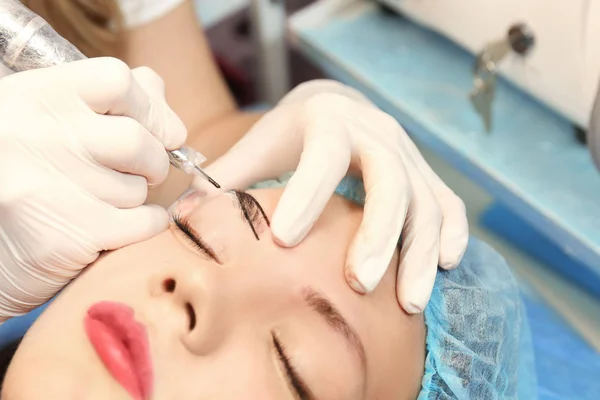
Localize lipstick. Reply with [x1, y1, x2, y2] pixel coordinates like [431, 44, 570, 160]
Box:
[85, 302, 153, 400]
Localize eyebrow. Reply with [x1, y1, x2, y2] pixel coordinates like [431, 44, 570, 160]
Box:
[172, 190, 269, 261]
[303, 287, 367, 370]
[230, 190, 270, 240]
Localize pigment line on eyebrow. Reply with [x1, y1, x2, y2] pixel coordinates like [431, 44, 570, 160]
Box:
[303, 287, 367, 369]
[230, 190, 269, 240]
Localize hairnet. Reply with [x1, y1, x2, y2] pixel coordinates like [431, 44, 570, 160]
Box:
[419, 238, 537, 399]
[254, 173, 537, 399]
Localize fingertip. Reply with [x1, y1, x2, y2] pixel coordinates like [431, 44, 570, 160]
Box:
[398, 288, 430, 315]
[396, 248, 438, 314]
[270, 197, 318, 248]
[438, 201, 469, 269]
[110, 204, 169, 249]
[346, 273, 367, 294]
[271, 230, 300, 248]
[270, 214, 307, 248]
[343, 257, 367, 294]
[140, 204, 170, 233]
[346, 256, 387, 294]
[438, 230, 469, 270]
[402, 301, 425, 315]
[397, 269, 435, 314]
[440, 260, 460, 270]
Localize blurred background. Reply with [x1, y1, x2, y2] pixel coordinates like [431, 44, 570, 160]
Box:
[199, 0, 322, 106]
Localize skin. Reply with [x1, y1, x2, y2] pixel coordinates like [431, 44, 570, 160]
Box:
[3, 188, 425, 400]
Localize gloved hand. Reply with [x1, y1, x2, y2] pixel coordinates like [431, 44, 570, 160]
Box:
[0, 58, 187, 321]
[192, 80, 468, 313]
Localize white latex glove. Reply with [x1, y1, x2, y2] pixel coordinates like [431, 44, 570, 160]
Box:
[0, 58, 187, 321]
[192, 80, 468, 313]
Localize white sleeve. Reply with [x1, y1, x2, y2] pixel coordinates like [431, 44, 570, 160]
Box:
[116, 0, 187, 28]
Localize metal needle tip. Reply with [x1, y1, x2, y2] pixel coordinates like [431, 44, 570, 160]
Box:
[194, 165, 221, 189]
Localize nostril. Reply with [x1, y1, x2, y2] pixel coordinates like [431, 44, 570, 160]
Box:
[186, 302, 196, 331]
[163, 278, 176, 293]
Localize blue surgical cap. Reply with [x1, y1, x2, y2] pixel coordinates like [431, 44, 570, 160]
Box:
[254, 173, 537, 399]
[419, 237, 537, 399]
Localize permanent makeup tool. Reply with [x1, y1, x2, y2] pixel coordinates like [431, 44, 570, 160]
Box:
[0, 0, 220, 189]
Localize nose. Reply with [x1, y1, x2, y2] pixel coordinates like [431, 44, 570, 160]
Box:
[151, 258, 296, 356]
[152, 265, 230, 355]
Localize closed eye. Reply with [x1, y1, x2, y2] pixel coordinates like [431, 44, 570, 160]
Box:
[172, 214, 222, 264]
[271, 332, 313, 400]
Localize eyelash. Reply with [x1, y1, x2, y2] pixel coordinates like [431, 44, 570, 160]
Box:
[171, 213, 218, 261]
[272, 332, 309, 400]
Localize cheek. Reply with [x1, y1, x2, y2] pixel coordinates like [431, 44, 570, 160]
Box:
[27, 231, 187, 340]
[153, 337, 281, 399]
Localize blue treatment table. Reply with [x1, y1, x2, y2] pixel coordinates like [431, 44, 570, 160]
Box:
[521, 285, 600, 399]
[289, 1, 600, 300]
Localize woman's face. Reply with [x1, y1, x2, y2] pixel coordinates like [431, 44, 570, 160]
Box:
[3, 188, 425, 400]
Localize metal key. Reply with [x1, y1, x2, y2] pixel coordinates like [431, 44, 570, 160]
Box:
[470, 72, 497, 133]
[470, 40, 510, 133]
[469, 23, 535, 133]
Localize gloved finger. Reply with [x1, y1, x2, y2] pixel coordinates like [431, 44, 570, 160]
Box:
[395, 128, 469, 268]
[69, 162, 149, 209]
[100, 204, 169, 251]
[396, 184, 442, 314]
[345, 151, 409, 294]
[270, 116, 351, 247]
[68, 58, 187, 150]
[131, 66, 166, 99]
[409, 165, 468, 270]
[193, 105, 303, 194]
[438, 192, 469, 269]
[82, 114, 170, 186]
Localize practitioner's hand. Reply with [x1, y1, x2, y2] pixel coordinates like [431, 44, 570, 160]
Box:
[0, 58, 187, 321]
[192, 80, 468, 314]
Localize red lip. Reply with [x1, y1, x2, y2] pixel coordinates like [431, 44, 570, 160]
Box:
[84, 302, 153, 400]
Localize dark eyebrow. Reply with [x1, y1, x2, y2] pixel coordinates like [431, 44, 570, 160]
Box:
[230, 190, 270, 240]
[172, 214, 222, 264]
[303, 287, 367, 370]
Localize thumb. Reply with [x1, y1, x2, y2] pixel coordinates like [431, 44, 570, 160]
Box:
[101, 204, 169, 251]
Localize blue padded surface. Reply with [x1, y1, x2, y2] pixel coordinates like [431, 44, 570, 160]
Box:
[0, 303, 47, 349]
[290, 2, 600, 278]
[521, 286, 600, 399]
[482, 202, 600, 299]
